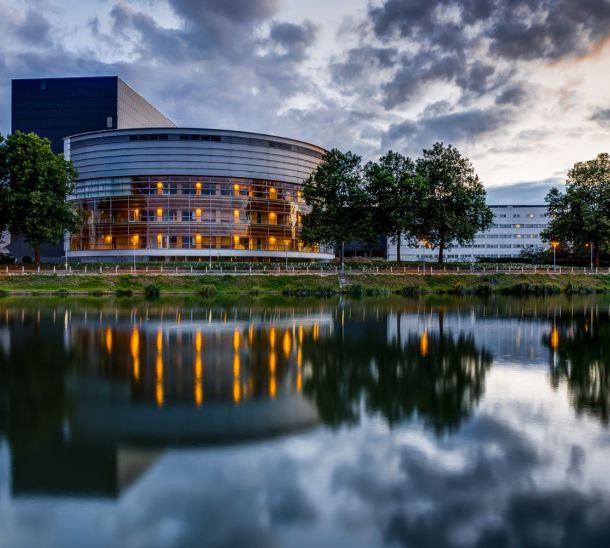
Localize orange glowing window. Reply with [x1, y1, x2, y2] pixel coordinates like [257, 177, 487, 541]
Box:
[195, 208, 202, 219]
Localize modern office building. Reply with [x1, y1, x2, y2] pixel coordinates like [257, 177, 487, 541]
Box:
[64, 127, 334, 261]
[11, 76, 175, 153]
[387, 204, 549, 262]
[0, 231, 9, 256]
[9, 76, 175, 261]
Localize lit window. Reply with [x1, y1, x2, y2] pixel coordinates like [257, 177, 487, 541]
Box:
[156, 182, 164, 195]
[156, 208, 163, 221]
[195, 208, 202, 220]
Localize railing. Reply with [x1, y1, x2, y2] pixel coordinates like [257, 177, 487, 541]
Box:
[1, 264, 609, 276]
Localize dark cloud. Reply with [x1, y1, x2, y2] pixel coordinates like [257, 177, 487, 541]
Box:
[382, 108, 512, 153]
[330, 46, 398, 86]
[328, 0, 610, 114]
[591, 108, 610, 128]
[14, 10, 52, 47]
[495, 83, 529, 106]
[485, 180, 563, 204]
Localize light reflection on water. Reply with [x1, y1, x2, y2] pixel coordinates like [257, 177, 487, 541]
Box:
[0, 295, 609, 547]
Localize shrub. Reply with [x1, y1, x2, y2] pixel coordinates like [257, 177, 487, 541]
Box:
[55, 289, 69, 297]
[282, 287, 336, 297]
[115, 288, 133, 297]
[22, 256, 32, 265]
[250, 286, 262, 296]
[502, 283, 561, 295]
[200, 284, 217, 297]
[0, 289, 7, 298]
[452, 283, 492, 296]
[397, 285, 422, 297]
[145, 284, 161, 299]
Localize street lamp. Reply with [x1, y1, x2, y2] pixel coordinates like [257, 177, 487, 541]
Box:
[420, 239, 429, 272]
[550, 241, 559, 270]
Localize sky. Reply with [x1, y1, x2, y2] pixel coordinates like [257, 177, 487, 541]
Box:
[1, 0, 610, 201]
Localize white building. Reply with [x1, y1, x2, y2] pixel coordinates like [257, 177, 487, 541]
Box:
[388, 204, 549, 262]
[0, 232, 9, 256]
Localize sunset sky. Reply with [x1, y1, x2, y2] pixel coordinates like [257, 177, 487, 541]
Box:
[1, 0, 609, 201]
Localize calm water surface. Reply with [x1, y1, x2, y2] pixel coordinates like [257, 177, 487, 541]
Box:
[0, 295, 609, 547]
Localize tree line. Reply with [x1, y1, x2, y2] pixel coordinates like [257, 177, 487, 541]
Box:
[301, 142, 493, 264]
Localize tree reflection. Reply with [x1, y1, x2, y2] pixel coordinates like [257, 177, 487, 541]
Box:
[0, 313, 73, 450]
[545, 306, 610, 424]
[302, 311, 492, 434]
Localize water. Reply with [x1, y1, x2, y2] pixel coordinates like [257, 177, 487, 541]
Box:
[0, 295, 609, 547]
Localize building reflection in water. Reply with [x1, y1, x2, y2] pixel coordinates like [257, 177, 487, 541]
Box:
[0, 297, 609, 499]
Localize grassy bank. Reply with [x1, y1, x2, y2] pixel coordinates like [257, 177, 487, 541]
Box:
[1, 272, 610, 297]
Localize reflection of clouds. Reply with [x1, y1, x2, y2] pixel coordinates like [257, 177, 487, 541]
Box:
[3, 379, 610, 548]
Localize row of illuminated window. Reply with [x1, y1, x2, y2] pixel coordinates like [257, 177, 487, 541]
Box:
[491, 223, 548, 228]
[82, 209, 300, 225]
[473, 233, 542, 239]
[70, 234, 316, 252]
[494, 213, 546, 218]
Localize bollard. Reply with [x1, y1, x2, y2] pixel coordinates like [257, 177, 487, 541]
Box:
[161, 266, 164, 273]
[235, 266, 237, 272]
[176, 266, 178, 274]
[116, 266, 118, 273]
[146, 266, 149, 272]
[22, 266, 24, 274]
[390, 266, 393, 273]
[250, 266, 252, 273]
[191, 266, 193, 273]
[84, 266, 87, 273]
[37, 265, 40, 273]
[99, 266, 102, 274]
[457, 267, 460, 273]
[376, 266, 379, 272]
[6, 266, 8, 274]
[403, 266, 406, 273]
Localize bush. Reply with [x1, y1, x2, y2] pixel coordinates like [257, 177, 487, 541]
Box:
[55, 289, 69, 297]
[22, 256, 32, 265]
[282, 287, 336, 297]
[397, 285, 422, 297]
[0, 254, 15, 265]
[502, 282, 561, 295]
[89, 290, 105, 297]
[0, 289, 7, 298]
[115, 288, 133, 297]
[145, 284, 161, 299]
[200, 284, 217, 297]
[250, 286, 262, 296]
[452, 283, 492, 296]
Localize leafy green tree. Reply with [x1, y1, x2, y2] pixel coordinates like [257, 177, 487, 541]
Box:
[0, 131, 80, 263]
[541, 152, 610, 267]
[301, 149, 372, 264]
[415, 142, 493, 264]
[364, 151, 427, 262]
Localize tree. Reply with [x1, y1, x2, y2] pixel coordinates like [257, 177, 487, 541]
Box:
[364, 151, 426, 262]
[301, 149, 372, 264]
[541, 152, 610, 267]
[0, 131, 80, 263]
[415, 142, 493, 264]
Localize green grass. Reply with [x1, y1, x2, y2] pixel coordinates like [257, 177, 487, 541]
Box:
[1, 272, 610, 297]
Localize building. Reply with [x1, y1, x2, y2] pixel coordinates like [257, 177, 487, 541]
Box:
[64, 127, 334, 261]
[387, 204, 549, 262]
[0, 231, 9, 256]
[11, 76, 174, 153]
[9, 76, 175, 261]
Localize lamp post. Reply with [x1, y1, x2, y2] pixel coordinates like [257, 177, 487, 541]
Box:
[550, 241, 558, 270]
[590, 242, 594, 271]
[420, 239, 429, 273]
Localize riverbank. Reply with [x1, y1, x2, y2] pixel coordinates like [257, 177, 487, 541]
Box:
[1, 272, 610, 296]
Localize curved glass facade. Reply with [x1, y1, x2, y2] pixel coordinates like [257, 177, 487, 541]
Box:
[65, 128, 333, 260]
[70, 175, 317, 254]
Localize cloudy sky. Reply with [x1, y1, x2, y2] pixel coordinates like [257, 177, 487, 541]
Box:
[1, 0, 610, 200]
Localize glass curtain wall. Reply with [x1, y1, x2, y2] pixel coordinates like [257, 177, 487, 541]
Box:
[69, 176, 318, 255]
